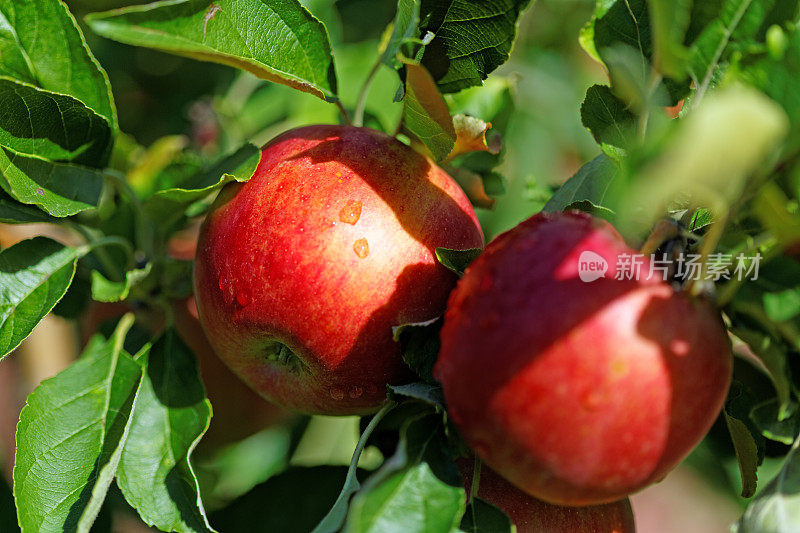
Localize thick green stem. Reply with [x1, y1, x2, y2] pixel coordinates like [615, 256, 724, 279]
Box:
[353, 60, 383, 127]
[312, 401, 397, 533]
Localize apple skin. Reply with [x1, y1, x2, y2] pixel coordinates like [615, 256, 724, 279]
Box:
[194, 125, 484, 415]
[457, 459, 636, 533]
[435, 211, 732, 505]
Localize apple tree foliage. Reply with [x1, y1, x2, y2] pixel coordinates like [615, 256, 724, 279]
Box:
[0, 0, 799, 531]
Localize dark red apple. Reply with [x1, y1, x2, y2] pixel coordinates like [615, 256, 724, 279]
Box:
[194, 125, 483, 415]
[458, 458, 636, 533]
[436, 211, 731, 505]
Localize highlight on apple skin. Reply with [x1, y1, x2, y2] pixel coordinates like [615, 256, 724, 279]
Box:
[194, 125, 484, 415]
[457, 458, 636, 533]
[436, 211, 732, 506]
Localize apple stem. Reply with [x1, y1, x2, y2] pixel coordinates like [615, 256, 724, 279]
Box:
[353, 60, 382, 127]
[470, 456, 482, 504]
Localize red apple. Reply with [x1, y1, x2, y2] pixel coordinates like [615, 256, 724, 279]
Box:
[458, 458, 636, 533]
[435, 211, 731, 505]
[171, 297, 291, 453]
[194, 125, 484, 415]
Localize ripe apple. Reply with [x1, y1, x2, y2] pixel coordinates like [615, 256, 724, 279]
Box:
[194, 125, 484, 415]
[436, 211, 732, 505]
[457, 458, 636, 533]
[171, 297, 291, 453]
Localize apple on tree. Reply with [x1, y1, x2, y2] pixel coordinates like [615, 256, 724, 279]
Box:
[194, 124, 484, 415]
[436, 211, 732, 506]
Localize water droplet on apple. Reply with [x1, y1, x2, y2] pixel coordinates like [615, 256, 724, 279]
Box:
[339, 200, 362, 225]
[580, 390, 603, 411]
[236, 289, 251, 307]
[353, 238, 369, 259]
[218, 276, 227, 291]
[669, 338, 690, 357]
[329, 388, 345, 400]
[348, 386, 363, 399]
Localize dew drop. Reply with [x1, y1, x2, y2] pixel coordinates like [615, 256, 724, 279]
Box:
[339, 200, 362, 225]
[329, 388, 345, 400]
[348, 386, 363, 399]
[353, 238, 369, 259]
[669, 338, 690, 357]
[218, 276, 228, 291]
[35, 188, 45, 196]
[236, 289, 251, 307]
[581, 391, 603, 411]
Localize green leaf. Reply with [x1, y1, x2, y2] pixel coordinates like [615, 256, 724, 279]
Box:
[689, 0, 775, 97]
[86, 0, 338, 102]
[143, 143, 260, 228]
[763, 289, 800, 322]
[0, 237, 80, 359]
[751, 399, 800, 445]
[403, 62, 456, 161]
[13, 317, 143, 532]
[345, 462, 465, 533]
[0, 146, 105, 217]
[392, 318, 442, 385]
[360, 414, 460, 495]
[542, 154, 617, 214]
[739, 27, 800, 153]
[0, 473, 18, 533]
[388, 383, 445, 410]
[0, 189, 54, 224]
[0, 77, 112, 167]
[211, 466, 354, 532]
[592, 0, 690, 106]
[91, 264, 152, 303]
[579, 0, 616, 62]
[593, 0, 652, 64]
[419, 0, 533, 93]
[725, 382, 765, 498]
[460, 497, 514, 533]
[736, 436, 800, 532]
[0, 0, 116, 127]
[435, 247, 482, 276]
[580, 84, 636, 161]
[380, 0, 420, 68]
[731, 327, 792, 415]
[725, 412, 760, 498]
[116, 329, 214, 533]
[647, 0, 691, 78]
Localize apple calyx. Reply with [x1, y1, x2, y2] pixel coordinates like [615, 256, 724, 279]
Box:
[263, 340, 309, 375]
